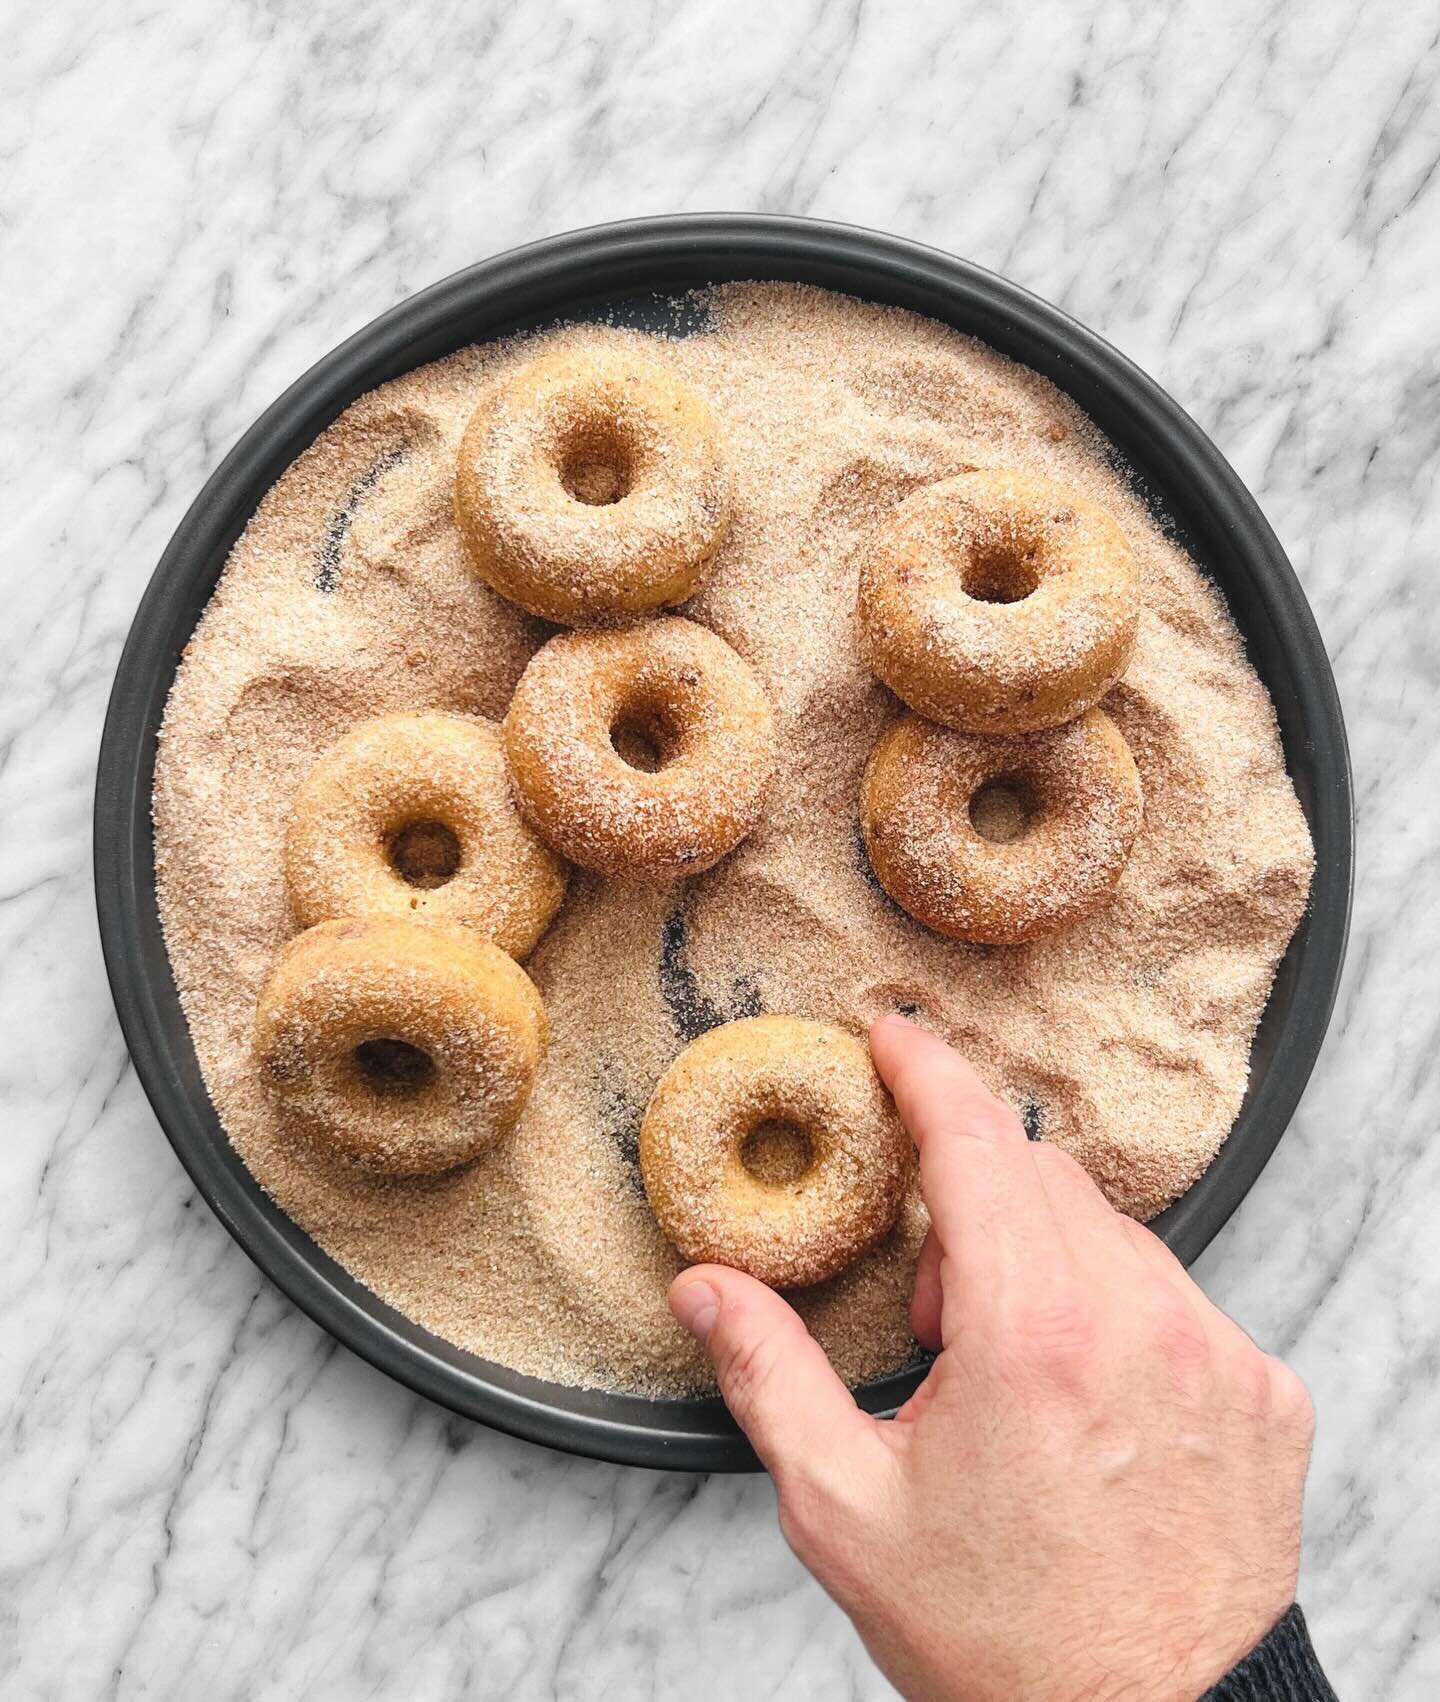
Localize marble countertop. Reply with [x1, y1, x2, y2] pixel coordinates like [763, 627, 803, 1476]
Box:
[5, 2, 1437, 1696]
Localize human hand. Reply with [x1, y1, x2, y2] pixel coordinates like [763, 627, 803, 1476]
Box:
[668, 1015, 1315, 1702]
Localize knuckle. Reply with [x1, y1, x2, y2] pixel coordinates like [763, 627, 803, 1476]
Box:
[1221, 1340, 1276, 1413]
[1034, 1145, 1085, 1183]
[1270, 1361, 1315, 1437]
[715, 1327, 784, 1423]
[1009, 1285, 1098, 1385]
[949, 1101, 1025, 1148]
[1149, 1293, 1212, 1377]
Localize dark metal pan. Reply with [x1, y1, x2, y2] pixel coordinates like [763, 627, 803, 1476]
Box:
[94, 216, 1353, 1470]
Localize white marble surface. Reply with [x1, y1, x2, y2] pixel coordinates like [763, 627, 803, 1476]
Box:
[3, 1, 1437, 1696]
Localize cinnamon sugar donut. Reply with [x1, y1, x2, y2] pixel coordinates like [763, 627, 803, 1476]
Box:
[857, 469, 1140, 733]
[455, 346, 730, 624]
[254, 918, 547, 1175]
[639, 1016, 912, 1289]
[861, 709, 1142, 945]
[284, 712, 567, 960]
[502, 618, 776, 879]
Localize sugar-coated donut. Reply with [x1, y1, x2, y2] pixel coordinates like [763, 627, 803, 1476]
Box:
[283, 712, 567, 960]
[639, 1016, 912, 1289]
[254, 918, 547, 1175]
[502, 618, 776, 879]
[858, 469, 1140, 733]
[455, 345, 730, 624]
[861, 709, 1142, 945]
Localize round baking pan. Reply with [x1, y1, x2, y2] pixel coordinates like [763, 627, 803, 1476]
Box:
[95, 215, 1353, 1472]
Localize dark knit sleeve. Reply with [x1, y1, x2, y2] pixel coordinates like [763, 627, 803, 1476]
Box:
[1203, 1604, 1337, 1700]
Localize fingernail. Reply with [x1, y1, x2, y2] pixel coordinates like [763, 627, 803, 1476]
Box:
[671, 1279, 721, 1343]
[880, 1010, 916, 1029]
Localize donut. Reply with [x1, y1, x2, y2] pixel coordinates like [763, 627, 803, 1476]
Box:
[254, 917, 547, 1175]
[857, 469, 1140, 733]
[639, 1016, 912, 1289]
[454, 345, 730, 624]
[502, 618, 776, 879]
[283, 712, 567, 960]
[861, 708, 1142, 945]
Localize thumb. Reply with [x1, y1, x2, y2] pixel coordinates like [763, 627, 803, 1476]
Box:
[669, 1264, 879, 1479]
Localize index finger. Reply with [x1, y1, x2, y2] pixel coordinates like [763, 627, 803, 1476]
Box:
[869, 1015, 1069, 1303]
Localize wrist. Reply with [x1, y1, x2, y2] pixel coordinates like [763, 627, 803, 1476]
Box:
[1202, 1604, 1337, 1701]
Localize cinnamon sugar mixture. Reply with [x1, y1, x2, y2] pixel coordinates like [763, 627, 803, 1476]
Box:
[152, 285, 1314, 1394]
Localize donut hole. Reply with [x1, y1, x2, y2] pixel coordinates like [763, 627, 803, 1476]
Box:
[387, 819, 462, 888]
[969, 775, 1037, 844]
[610, 715, 666, 772]
[609, 698, 683, 773]
[353, 1038, 437, 1098]
[557, 423, 637, 507]
[963, 542, 1041, 605]
[740, 1119, 814, 1187]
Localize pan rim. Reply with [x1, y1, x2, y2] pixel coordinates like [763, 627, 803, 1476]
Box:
[93, 213, 1353, 1472]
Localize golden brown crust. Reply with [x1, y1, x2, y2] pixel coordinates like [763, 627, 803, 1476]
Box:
[253, 917, 547, 1175]
[857, 469, 1140, 733]
[861, 709, 1143, 945]
[502, 617, 776, 879]
[284, 712, 568, 959]
[454, 345, 730, 624]
[639, 1016, 913, 1289]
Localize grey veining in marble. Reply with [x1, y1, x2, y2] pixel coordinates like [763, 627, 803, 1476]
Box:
[3, 1, 1438, 1696]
